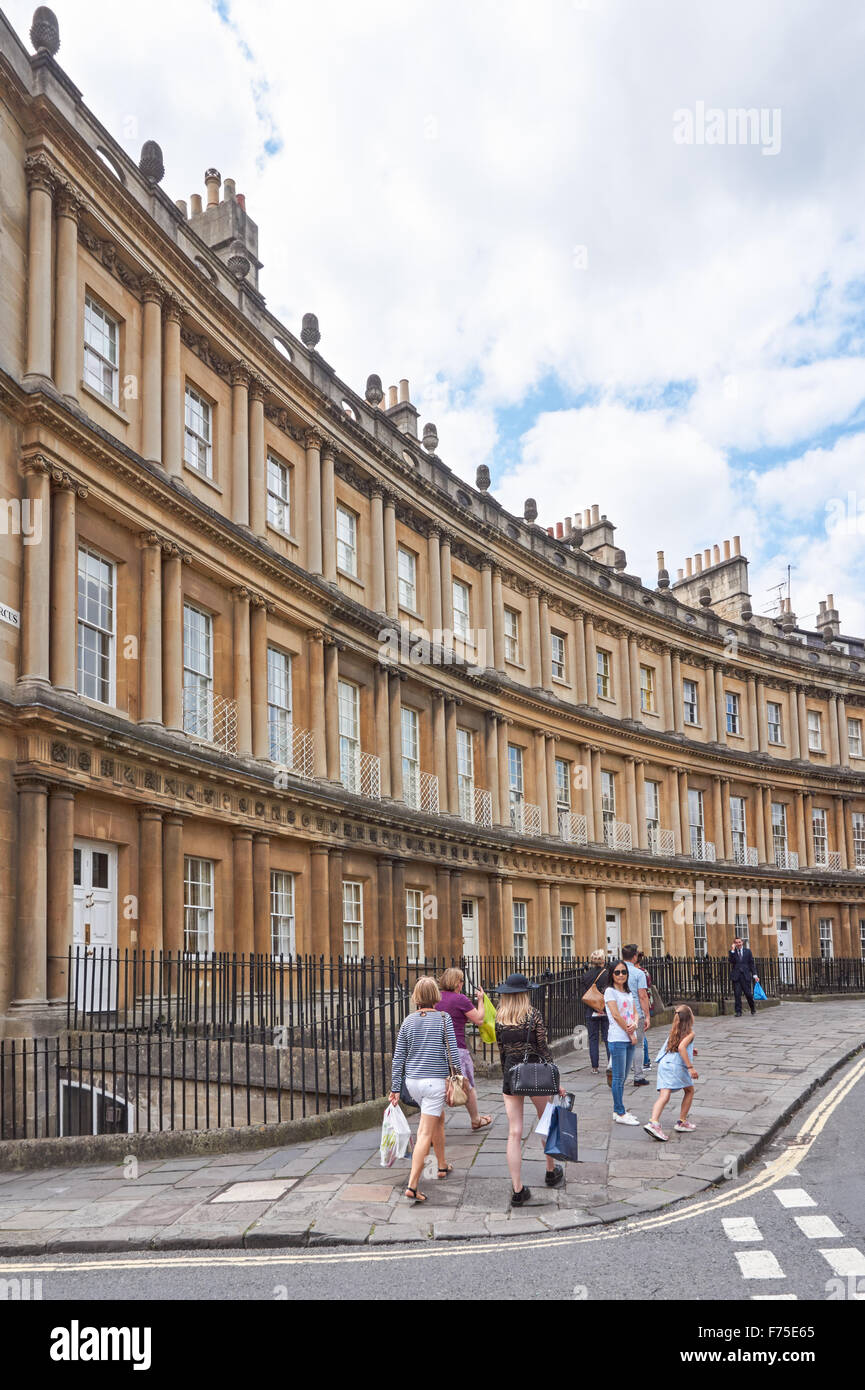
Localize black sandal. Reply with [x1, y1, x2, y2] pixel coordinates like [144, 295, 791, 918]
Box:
[404, 1187, 427, 1203]
[437, 1165, 453, 1179]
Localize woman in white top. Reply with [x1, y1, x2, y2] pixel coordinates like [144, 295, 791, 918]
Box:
[604, 960, 639, 1124]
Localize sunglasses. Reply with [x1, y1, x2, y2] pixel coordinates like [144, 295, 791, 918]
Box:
[612, 969, 628, 976]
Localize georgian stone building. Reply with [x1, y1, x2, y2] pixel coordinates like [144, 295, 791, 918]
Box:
[2, 9, 864, 1035]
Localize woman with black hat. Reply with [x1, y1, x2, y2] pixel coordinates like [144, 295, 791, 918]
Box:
[495, 972, 567, 1207]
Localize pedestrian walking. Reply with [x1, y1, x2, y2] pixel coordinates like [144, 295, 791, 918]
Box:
[604, 960, 640, 1125]
[623, 944, 651, 1087]
[729, 937, 758, 1016]
[389, 976, 460, 1204]
[637, 951, 653, 1070]
[644, 1006, 699, 1141]
[580, 949, 610, 1073]
[495, 973, 567, 1206]
[436, 967, 493, 1130]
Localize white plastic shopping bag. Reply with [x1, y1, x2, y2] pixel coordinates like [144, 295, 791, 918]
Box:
[380, 1102, 413, 1167]
[535, 1102, 555, 1138]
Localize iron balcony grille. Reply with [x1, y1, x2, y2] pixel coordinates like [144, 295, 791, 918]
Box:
[404, 769, 440, 814]
[647, 825, 675, 856]
[559, 811, 589, 845]
[603, 819, 633, 851]
[270, 724, 316, 780]
[183, 688, 238, 755]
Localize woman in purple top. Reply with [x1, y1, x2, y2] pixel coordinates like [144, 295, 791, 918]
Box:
[436, 968, 493, 1130]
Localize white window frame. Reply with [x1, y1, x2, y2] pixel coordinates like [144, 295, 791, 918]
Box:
[183, 603, 213, 740]
[735, 912, 750, 948]
[77, 546, 115, 706]
[184, 384, 213, 478]
[512, 900, 527, 959]
[601, 769, 616, 839]
[267, 647, 292, 763]
[859, 917, 865, 961]
[551, 632, 566, 682]
[559, 904, 574, 960]
[688, 787, 705, 857]
[401, 706, 420, 807]
[771, 801, 788, 860]
[83, 294, 119, 405]
[336, 505, 358, 577]
[650, 909, 665, 957]
[555, 757, 571, 812]
[726, 691, 740, 736]
[693, 912, 708, 959]
[807, 710, 822, 752]
[853, 812, 865, 869]
[270, 871, 295, 958]
[818, 917, 834, 961]
[266, 453, 291, 535]
[452, 580, 470, 640]
[683, 678, 699, 726]
[342, 880, 364, 957]
[397, 547, 417, 611]
[597, 649, 611, 700]
[406, 887, 424, 963]
[457, 727, 475, 822]
[508, 743, 524, 827]
[848, 718, 863, 759]
[184, 856, 214, 955]
[645, 779, 660, 840]
[504, 608, 520, 664]
[640, 664, 655, 714]
[730, 795, 747, 861]
[812, 807, 828, 863]
[338, 679, 361, 791]
[767, 701, 783, 745]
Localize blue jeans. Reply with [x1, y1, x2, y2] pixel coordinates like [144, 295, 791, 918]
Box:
[643, 1034, 650, 1067]
[609, 1041, 635, 1115]
[586, 1013, 609, 1070]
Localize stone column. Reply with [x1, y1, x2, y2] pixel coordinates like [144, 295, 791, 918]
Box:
[162, 296, 183, 479]
[501, 878, 514, 953]
[538, 882, 553, 956]
[24, 154, 54, 382]
[139, 809, 164, 954]
[233, 588, 252, 756]
[550, 884, 562, 957]
[392, 859, 406, 958]
[545, 733, 558, 836]
[138, 533, 163, 726]
[828, 695, 841, 765]
[375, 664, 392, 797]
[485, 711, 500, 823]
[663, 648, 676, 732]
[747, 676, 760, 753]
[13, 778, 48, 1007]
[389, 670, 404, 801]
[140, 275, 164, 461]
[629, 890, 642, 944]
[497, 717, 511, 829]
[19, 458, 51, 686]
[233, 831, 254, 955]
[47, 785, 75, 1001]
[307, 630, 327, 779]
[721, 780, 734, 861]
[431, 691, 446, 808]
[324, 638, 341, 781]
[584, 615, 598, 707]
[528, 588, 542, 687]
[714, 666, 727, 744]
[640, 892, 651, 943]
[590, 747, 603, 842]
[163, 547, 186, 731]
[835, 797, 849, 870]
[373, 857, 393, 959]
[800, 900, 814, 956]
[795, 791, 808, 867]
[230, 364, 250, 527]
[618, 633, 632, 719]
[445, 696, 459, 814]
[756, 679, 768, 755]
[597, 889, 607, 947]
[492, 566, 505, 671]
[628, 636, 641, 720]
[481, 563, 494, 672]
[762, 787, 775, 866]
[803, 792, 815, 867]
[440, 531, 454, 636]
[625, 756, 639, 844]
[488, 874, 504, 956]
[449, 869, 464, 960]
[797, 691, 809, 760]
[580, 744, 595, 841]
[705, 663, 718, 742]
[678, 770, 690, 854]
[534, 729, 549, 833]
[309, 845, 330, 958]
[789, 689, 801, 759]
[574, 611, 588, 704]
[54, 182, 82, 402]
[370, 487, 386, 613]
[383, 491, 398, 619]
[584, 887, 598, 949]
[667, 766, 682, 852]
[435, 868, 452, 961]
[754, 788, 767, 864]
[328, 848, 345, 957]
[253, 834, 271, 956]
[321, 442, 337, 582]
[249, 378, 267, 538]
[162, 814, 184, 955]
[838, 697, 850, 768]
[712, 776, 724, 858]
[427, 524, 443, 635]
[50, 478, 79, 694]
[843, 797, 856, 869]
[839, 903, 853, 958]
[305, 429, 323, 575]
[539, 593, 552, 691]
[251, 598, 269, 760]
[635, 760, 647, 849]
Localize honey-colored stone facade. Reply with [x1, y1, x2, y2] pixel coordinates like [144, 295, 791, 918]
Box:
[2, 12, 864, 1034]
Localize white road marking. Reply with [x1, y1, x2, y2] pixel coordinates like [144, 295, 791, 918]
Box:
[735, 1250, 786, 1279]
[774, 1188, 816, 1208]
[722, 1217, 763, 1242]
[751, 1294, 798, 1300]
[794, 1215, 843, 1240]
[819, 1248, 865, 1277]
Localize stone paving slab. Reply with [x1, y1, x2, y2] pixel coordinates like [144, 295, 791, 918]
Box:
[0, 1000, 862, 1252]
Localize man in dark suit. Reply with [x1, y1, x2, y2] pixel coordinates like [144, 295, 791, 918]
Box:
[729, 938, 758, 1016]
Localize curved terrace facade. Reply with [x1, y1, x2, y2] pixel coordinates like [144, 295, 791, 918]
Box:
[2, 10, 864, 1034]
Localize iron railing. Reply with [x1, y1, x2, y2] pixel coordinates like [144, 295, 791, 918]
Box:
[647, 826, 675, 856]
[559, 810, 589, 845]
[182, 688, 238, 754]
[270, 723, 316, 780]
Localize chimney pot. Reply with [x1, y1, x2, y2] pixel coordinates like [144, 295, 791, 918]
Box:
[223, 177, 236, 199]
[175, 198, 188, 217]
[583, 509, 591, 528]
[546, 527, 554, 537]
[204, 167, 221, 207]
[733, 535, 741, 555]
[236, 193, 246, 210]
[555, 522, 564, 539]
[190, 193, 202, 215]
[703, 548, 711, 568]
[564, 516, 572, 532]
[591, 504, 600, 524]
[387, 385, 398, 409]
[677, 568, 684, 581]
[713, 544, 721, 563]
[723, 539, 731, 560]
[828, 592, 835, 608]
[657, 550, 665, 569]
[696, 555, 704, 573]
[398, 379, 410, 403]
[685, 558, 693, 577]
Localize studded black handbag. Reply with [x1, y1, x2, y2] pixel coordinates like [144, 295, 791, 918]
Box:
[507, 1013, 560, 1095]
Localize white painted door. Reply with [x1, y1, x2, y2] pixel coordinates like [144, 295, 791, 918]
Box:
[605, 909, 621, 958]
[73, 841, 118, 1014]
[776, 917, 794, 985]
[461, 899, 478, 958]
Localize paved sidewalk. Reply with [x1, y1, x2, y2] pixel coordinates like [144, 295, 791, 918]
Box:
[0, 1001, 862, 1252]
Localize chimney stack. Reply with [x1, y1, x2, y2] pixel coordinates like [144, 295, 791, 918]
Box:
[205, 168, 221, 208]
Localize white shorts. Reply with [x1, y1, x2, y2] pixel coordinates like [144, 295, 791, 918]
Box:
[406, 1077, 447, 1116]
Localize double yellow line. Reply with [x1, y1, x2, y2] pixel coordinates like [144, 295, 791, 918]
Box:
[2, 1053, 862, 1275]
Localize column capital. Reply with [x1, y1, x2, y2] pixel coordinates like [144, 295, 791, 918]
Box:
[20, 451, 53, 478]
[321, 439, 338, 463]
[139, 807, 164, 823]
[253, 832, 271, 846]
[388, 667, 408, 683]
[233, 827, 255, 843]
[161, 540, 192, 562]
[249, 372, 269, 403]
[307, 626, 326, 643]
[381, 485, 399, 508]
[426, 519, 443, 539]
[439, 528, 456, 547]
[46, 780, 76, 801]
[250, 591, 275, 613]
[138, 529, 167, 550]
[231, 585, 253, 603]
[141, 271, 168, 305]
[230, 360, 252, 388]
[50, 468, 88, 499]
[486, 708, 501, 725]
[55, 178, 86, 220]
[163, 293, 187, 325]
[444, 693, 463, 706]
[543, 730, 559, 743]
[24, 151, 58, 193]
[13, 772, 51, 793]
[304, 427, 324, 451]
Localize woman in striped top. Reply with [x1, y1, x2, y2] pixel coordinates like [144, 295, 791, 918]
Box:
[389, 977, 460, 1204]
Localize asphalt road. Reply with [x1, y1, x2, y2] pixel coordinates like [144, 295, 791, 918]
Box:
[4, 1053, 864, 1305]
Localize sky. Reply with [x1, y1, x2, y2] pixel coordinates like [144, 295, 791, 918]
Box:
[11, 0, 865, 633]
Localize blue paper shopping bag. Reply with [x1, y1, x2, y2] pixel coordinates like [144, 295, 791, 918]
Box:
[753, 981, 767, 1001]
[544, 1105, 578, 1162]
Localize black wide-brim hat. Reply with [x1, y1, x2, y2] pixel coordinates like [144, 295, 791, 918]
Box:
[494, 972, 539, 994]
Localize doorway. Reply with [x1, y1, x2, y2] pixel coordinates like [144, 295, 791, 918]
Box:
[776, 917, 794, 985]
[461, 898, 478, 958]
[73, 840, 118, 1014]
[605, 909, 621, 958]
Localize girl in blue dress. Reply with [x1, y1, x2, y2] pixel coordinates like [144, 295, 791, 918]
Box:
[644, 1006, 698, 1142]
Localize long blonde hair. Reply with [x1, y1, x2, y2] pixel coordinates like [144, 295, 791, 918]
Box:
[496, 991, 532, 1027]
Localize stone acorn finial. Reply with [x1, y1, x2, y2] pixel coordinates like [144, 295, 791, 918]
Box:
[422, 423, 439, 454]
[476, 464, 491, 492]
[30, 6, 60, 55]
[612, 548, 628, 572]
[301, 313, 321, 350]
[567, 525, 583, 549]
[780, 606, 797, 634]
[139, 141, 165, 185]
[699, 584, 712, 607]
[365, 374, 384, 406]
[524, 498, 538, 524]
[741, 602, 753, 625]
[227, 240, 250, 281]
[657, 549, 670, 589]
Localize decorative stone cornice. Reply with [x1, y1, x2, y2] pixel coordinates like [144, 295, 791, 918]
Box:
[78, 222, 142, 293]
